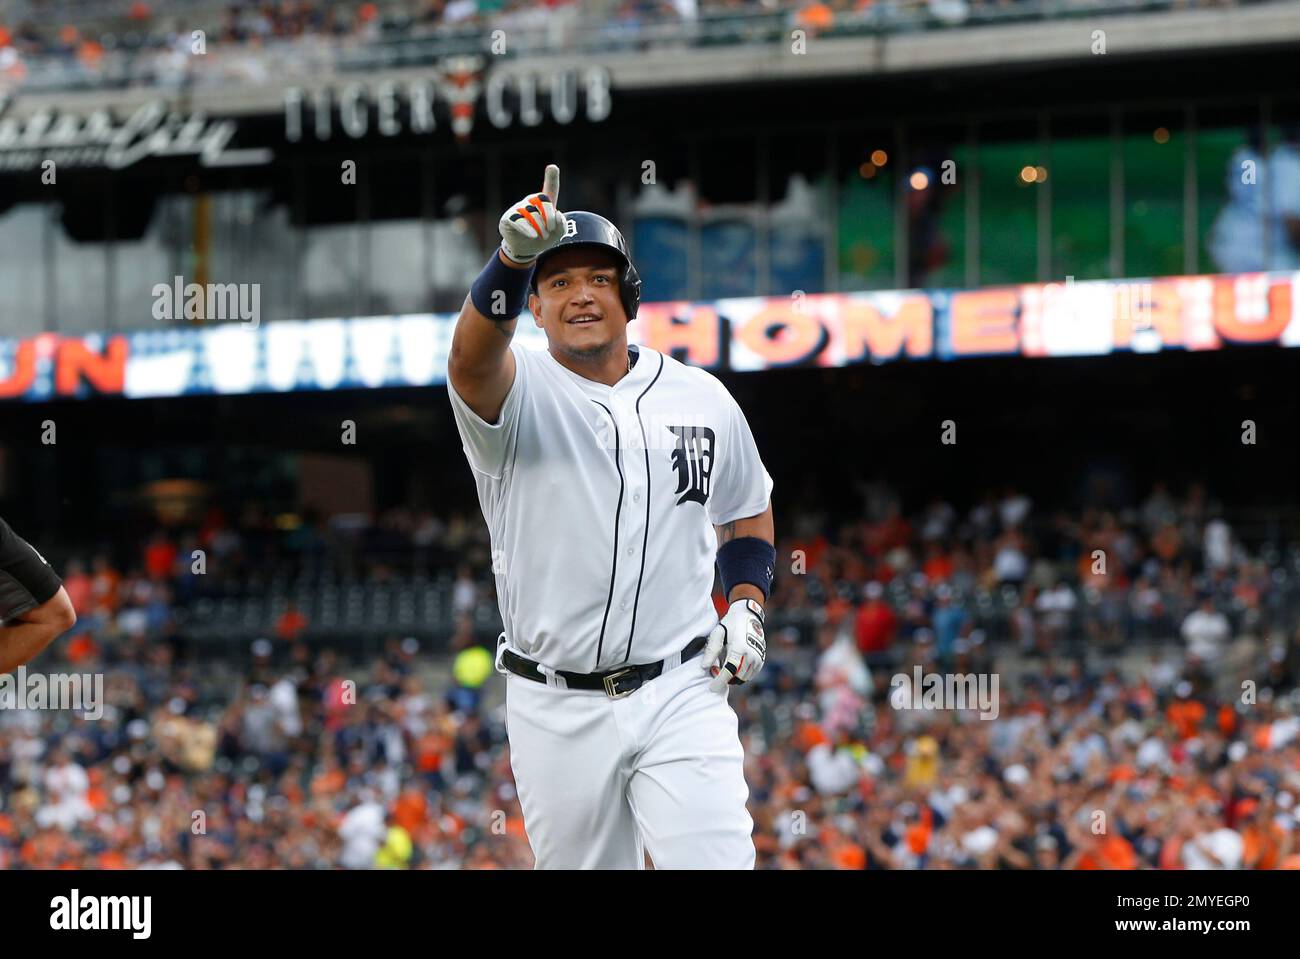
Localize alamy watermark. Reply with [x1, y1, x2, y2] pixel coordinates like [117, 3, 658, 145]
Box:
[50, 889, 150, 939]
[890, 666, 1000, 720]
[0, 667, 104, 720]
[152, 276, 260, 327]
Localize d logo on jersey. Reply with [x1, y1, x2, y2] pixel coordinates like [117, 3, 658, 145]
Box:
[666, 425, 714, 507]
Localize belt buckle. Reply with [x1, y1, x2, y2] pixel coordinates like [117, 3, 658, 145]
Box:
[602, 667, 638, 699]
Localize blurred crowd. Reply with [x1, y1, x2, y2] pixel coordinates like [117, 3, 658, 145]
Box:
[0, 0, 722, 76]
[3, 477, 1300, 868]
[34, 479, 1300, 672]
[2, 609, 1298, 869]
[0, 634, 533, 868]
[0, 0, 1235, 90]
[40, 503, 499, 649]
[775, 480, 1300, 684]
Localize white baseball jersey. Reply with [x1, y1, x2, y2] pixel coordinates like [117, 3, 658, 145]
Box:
[447, 340, 773, 674]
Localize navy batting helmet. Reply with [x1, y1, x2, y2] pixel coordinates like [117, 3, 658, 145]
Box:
[530, 211, 642, 321]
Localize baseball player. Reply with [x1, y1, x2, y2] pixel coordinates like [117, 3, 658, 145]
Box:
[0, 516, 77, 673]
[447, 165, 775, 869]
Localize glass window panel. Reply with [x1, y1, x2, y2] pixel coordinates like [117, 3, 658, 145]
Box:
[908, 123, 968, 289]
[1049, 114, 1112, 281]
[1123, 110, 1184, 278]
[205, 189, 297, 325]
[699, 135, 758, 299]
[547, 145, 620, 218]
[114, 226, 170, 330]
[0, 203, 47, 337]
[112, 178, 171, 330]
[127, 190, 213, 328]
[977, 120, 1040, 286]
[302, 224, 364, 318]
[1198, 106, 1263, 275]
[700, 215, 758, 299]
[630, 145, 691, 304]
[836, 127, 896, 291]
[169, 192, 204, 312]
[369, 221, 427, 315]
[429, 148, 488, 313]
[252, 200, 297, 323]
[768, 132, 830, 296]
[498, 147, 561, 212]
[300, 160, 363, 318]
[631, 216, 689, 303]
[366, 153, 427, 316]
[1265, 99, 1300, 271]
[53, 202, 108, 333]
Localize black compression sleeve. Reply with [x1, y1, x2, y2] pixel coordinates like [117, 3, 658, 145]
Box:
[0, 517, 63, 622]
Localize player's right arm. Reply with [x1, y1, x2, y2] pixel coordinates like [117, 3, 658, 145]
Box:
[448, 253, 524, 426]
[0, 517, 77, 672]
[448, 164, 566, 425]
[0, 587, 76, 674]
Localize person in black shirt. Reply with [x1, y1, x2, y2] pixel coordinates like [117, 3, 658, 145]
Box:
[0, 516, 76, 672]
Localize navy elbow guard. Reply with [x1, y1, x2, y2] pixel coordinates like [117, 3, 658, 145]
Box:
[716, 536, 776, 602]
[470, 248, 536, 321]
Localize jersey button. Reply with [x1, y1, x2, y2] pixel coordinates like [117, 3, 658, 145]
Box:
[626, 546, 635, 556]
[633, 492, 641, 502]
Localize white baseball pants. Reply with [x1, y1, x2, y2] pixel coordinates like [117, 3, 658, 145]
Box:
[504, 651, 755, 869]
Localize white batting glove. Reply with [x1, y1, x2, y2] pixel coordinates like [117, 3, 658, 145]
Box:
[702, 598, 766, 693]
[498, 164, 569, 265]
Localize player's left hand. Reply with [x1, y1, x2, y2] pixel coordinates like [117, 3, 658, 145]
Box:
[702, 598, 766, 693]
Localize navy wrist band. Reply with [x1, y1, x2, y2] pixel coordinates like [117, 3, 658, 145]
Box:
[716, 536, 776, 602]
[471, 248, 535, 321]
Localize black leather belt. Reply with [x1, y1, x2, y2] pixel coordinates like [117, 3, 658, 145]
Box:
[501, 636, 708, 698]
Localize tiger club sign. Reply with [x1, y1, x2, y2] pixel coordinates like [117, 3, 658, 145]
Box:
[283, 59, 612, 144]
[0, 61, 611, 173]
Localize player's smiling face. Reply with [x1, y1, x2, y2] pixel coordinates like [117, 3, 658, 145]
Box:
[530, 247, 626, 354]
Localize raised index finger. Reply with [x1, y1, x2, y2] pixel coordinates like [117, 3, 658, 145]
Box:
[542, 164, 560, 207]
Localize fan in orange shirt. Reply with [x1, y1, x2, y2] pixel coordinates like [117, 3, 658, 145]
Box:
[922, 543, 955, 583]
[144, 532, 177, 580]
[824, 592, 853, 627]
[98, 849, 129, 869]
[90, 556, 121, 614]
[309, 757, 346, 797]
[832, 839, 867, 869]
[905, 819, 932, 858]
[1167, 696, 1206, 740]
[1067, 829, 1138, 870]
[1107, 763, 1136, 785]
[795, 720, 830, 753]
[1217, 703, 1238, 737]
[795, 2, 835, 36]
[275, 601, 309, 642]
[1240, 800, 1288, 869]
[1159, 834, 1185, 869]
[392, 788, 428, 839]
[819, 823, 867, 869]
